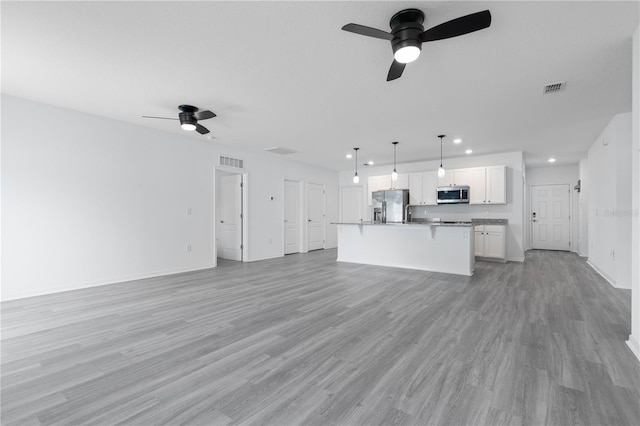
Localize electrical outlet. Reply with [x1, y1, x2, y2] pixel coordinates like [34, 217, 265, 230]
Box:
[269, 237, 272, 244]
[186, 207, 192, 216]
[186, 244, 192, 252]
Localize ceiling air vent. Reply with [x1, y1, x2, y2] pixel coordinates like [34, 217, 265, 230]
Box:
[219, 156, 244, 169]
[543, 81, 566, 94]
[265, 147, 297, 155]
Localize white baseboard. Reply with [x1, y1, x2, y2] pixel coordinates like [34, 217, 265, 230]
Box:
[1, 263, 216, 302]
[586, 260, 630, 289]
[506, 256, 525, 262]
[627, 335, 640, 363]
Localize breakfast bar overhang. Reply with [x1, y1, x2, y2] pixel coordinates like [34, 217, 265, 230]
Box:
[334, 222, 475, 276]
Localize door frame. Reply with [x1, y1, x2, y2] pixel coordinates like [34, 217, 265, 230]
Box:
[214, 167, 248, 263]
[529, 183, 572, 251]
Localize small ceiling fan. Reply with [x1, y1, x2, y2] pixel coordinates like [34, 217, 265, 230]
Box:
[143, 105, 216, 134]
[342, 9, 491, 81]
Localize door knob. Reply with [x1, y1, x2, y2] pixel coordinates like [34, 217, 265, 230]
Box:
[532, 219, 538, 222]
[308, 219, 312, 222]
[220, 220, 224, 223]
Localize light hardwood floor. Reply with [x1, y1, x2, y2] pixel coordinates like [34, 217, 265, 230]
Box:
[2, 249, 639, 425]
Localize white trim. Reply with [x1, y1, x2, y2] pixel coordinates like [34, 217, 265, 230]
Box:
[506, 256, 525, 262]
[587, 260, 619, 288]
[626, 336, 640, 363]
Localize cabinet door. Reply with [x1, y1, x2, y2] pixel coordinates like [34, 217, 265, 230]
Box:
[484, 231, 505, 258]
[393, 173, 409, 190]
[452, 168, 471, 186]
[483, 225, 505, 258]
[474, 226, 485, 256]
[376, 175, 391, 191]
[408, 173, 423, 205]
[469, 167, 487, 204]
[486, 166, 506, 204]
[422, 171, 438, 205]
[437, 171, 452, 187]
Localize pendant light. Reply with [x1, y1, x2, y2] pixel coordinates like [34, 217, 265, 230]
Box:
[437, 134, 446, 178]
[353, 148, 360, 183]
[391, 141, 399, 182]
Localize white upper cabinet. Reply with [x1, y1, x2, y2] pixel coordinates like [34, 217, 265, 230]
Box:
[486, 166, 506, 204]
[437, 168, 470, 187]
[392, 173, 409, 190]
[469, 165, 506, 205]
[408, 173, 423, 205]
[409, 171, 438, 205]
[452, 168, 471, 186]
[469, 167, 487, 204]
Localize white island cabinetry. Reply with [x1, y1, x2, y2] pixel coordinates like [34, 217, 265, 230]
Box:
[474, 225, 506, 261]
[336, 223, 475, 276]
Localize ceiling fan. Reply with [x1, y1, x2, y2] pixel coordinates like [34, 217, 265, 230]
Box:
[142, 105, 216, 135]
[342, 9, 491, 81]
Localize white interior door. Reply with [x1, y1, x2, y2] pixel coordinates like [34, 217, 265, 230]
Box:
[531, 184, 570, 250]
[217, 173, 242, 261]
[307, 183, 324, 251]
[340, 186, 363, 222]
[284, 180, 300, 254]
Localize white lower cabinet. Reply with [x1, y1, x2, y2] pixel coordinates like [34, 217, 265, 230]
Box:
[474, 225, 506, 261]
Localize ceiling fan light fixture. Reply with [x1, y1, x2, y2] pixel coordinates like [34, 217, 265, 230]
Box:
[394, 45, 421, 64]
[179, 113, 197, 131]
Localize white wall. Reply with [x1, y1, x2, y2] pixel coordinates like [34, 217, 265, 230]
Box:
[339, 151, 525, 262]
[587, 112, 632, 289]
[628, 25, 640, 362]
[525, 165, 580, 253]
[1, 95, 339, 300]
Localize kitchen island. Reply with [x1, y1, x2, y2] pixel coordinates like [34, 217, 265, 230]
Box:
[334, 222, 475, 276]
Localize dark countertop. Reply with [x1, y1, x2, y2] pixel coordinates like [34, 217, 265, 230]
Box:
[471, 218, 508, 225]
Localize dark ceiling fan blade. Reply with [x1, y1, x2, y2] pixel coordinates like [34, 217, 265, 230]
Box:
[387, 60, 406, 81]
[142, 115, 178, 120]
[195, 124, 210, 135]
[342, 23, 393, 40]
[421, 10, 491, 42]
[194, 110, 216, 120]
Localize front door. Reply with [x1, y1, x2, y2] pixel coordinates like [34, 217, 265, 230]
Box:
[307, 183, 324, 251]
[531, 184, 570, 250]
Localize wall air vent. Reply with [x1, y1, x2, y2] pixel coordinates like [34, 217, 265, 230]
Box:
[543, 81, 566, 94]
[265, 147, 297, 155]
[219, 156, 244, 169]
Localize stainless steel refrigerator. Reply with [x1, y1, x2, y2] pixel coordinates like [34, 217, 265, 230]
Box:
[372, 189, 410, 223]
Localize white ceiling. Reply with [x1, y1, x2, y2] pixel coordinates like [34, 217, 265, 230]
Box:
[2, 1, 638, 171]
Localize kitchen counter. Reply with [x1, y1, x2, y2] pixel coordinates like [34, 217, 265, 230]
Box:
[332, 221, 474, 227]
[471, 218, 508, 225]
[334, 222, 474, 276]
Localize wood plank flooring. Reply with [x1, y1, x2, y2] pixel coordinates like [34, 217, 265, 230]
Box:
[2, 249, 639, 425]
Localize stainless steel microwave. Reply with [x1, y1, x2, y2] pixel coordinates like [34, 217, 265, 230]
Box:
[437, 185, 470, 204]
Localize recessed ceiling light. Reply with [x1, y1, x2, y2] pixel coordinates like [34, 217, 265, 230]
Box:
[465, 149, 473, 154]
[453, 138, 462, 144]
[368, 161, 374, 165]
[346, 154, 352, 159]
[548, 158, 556, 163]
